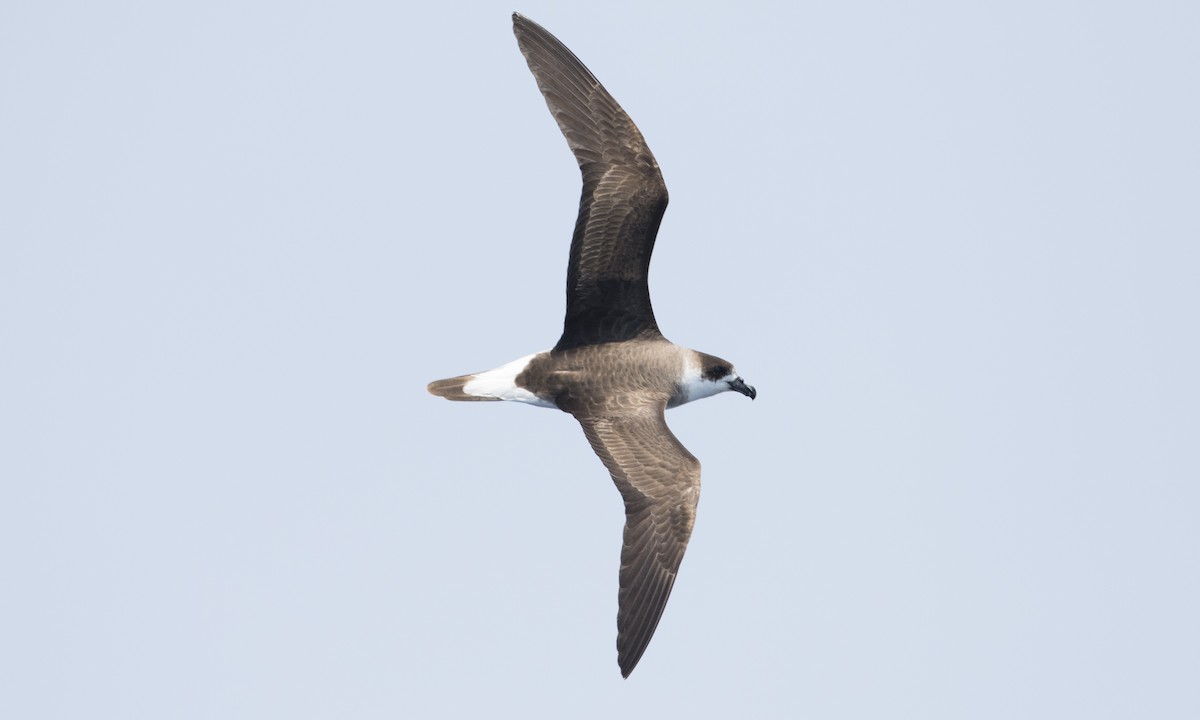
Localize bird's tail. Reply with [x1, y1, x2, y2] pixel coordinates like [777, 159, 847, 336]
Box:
[426, 373, 502, 402]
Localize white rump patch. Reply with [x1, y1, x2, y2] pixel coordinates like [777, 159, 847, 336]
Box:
[462, 351, 557, 408]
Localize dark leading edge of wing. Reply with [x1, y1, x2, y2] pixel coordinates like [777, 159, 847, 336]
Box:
[512, 13, 670, 350]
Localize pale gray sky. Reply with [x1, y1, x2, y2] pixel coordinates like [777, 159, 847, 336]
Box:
[2, 1, 1198, 718]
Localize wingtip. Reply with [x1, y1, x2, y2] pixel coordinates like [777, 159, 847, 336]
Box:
[617, 648, 643, 678]
[512, 12, 543, 35]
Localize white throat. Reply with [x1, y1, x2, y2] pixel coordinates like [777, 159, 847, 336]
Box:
[677, 354, 729, 405]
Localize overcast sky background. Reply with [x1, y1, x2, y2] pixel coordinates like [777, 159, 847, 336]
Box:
[3, 1, 1198, 718]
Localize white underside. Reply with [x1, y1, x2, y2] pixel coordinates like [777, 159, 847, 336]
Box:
[462, 351, 557, 408]
[678, 353, 733, 404]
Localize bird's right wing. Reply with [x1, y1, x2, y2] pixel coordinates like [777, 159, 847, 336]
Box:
[572, 403, 701, 677]
[512, 13, 669, 349]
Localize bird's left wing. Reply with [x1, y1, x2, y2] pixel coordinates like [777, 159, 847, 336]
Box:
[571, 402, 701, 677]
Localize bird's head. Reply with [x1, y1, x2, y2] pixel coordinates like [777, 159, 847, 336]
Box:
[677, 351, 756, 405]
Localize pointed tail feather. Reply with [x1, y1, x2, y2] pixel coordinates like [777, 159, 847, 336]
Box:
[427, 374, 501, 402]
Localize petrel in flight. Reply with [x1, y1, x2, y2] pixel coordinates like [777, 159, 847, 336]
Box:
[428, 13, 756, 677]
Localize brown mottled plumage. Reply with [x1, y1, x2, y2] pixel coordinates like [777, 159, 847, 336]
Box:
[428, 14, 755, 678]
[513, 13, 667, 351]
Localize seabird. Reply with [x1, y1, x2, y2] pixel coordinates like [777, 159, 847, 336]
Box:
[428, 13, 756, 678]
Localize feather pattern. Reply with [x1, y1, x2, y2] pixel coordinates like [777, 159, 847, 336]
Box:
[430, 16, 756, 679]
[513, 14, 669, 350]
[572, 400, 700, 678]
